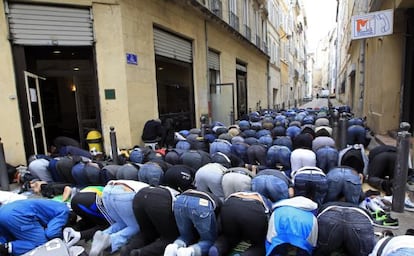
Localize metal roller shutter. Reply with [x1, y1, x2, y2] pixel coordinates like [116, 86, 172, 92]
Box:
[7, 3, 93, 46]
[154, 28, 192, 63]
[208, 50, 220, 70]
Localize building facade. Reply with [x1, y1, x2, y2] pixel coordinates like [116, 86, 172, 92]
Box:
[336, 0, 414, 134]
[266, 0, 307, 110]
[0, 0, 270, 165]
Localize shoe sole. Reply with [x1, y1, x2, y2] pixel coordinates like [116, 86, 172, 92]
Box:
[372, 222, 399, 229]
[405, 207, 414, 212]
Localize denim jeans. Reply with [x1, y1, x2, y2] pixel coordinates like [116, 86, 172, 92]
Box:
[256, 129, 271, 139]
[176, 140, 191, 150]
[181, 150, 212, 170]
[293, 170, 327, 206]
[194, 163, 226, 200]
[173, 194, 218, 255]
[314, 206, 374, 256]
[71, 162, 89, 186]
[286, 126, 301, 139]
[259, 135, 273, 148]
[316, 146, 339, 174]
[347, 125, 366, 146]
[272, 126, 286, 137]
[102, 184, 140, 252]
[71, 163, 102, 185]
[210, 140, 232, 156]
[252, 175, 289, 202]
[266, 145, 291, 170]
[231, 142, 250, 163]
[325, 167, 362, 204]
[273, 136, 292, 150]
[138, 162, 164, 186]
[247, 144, 267, 166]
[116, 164, 140, 181]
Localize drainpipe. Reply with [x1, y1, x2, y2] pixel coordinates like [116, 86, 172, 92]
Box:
[358, 1, 368, 117]
[205, 19, 211, 125]
[358, 39, 365, 116]
[267, 58, 270, 109]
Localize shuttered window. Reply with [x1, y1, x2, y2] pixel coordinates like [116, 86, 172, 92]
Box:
[7, 3, 93, 46]
[153, 28, 192, 63]
[208, 50, 220, 71]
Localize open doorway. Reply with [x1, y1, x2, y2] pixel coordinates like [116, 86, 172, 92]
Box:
[14, 46, 100, 156]
[156, 55, 195, 131]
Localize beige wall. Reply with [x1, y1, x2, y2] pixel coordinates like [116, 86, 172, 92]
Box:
[0, 1, 26, 165]
[106, 0, 267, 147]
[1, 0, 269, 163]
[364, 34, 403, 134]
[362, 1, 404, 135]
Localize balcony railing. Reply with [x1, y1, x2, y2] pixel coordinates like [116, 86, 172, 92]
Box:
[255, 35, 261, 48]
[229, 11, 239, 31]
[244, 25, 251, 41]
[209, 0, 222, 18]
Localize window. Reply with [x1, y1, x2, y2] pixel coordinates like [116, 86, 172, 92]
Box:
[229, 0, 239, 31]
[243, 0, 249, 26]
[229, 0, 237, 14]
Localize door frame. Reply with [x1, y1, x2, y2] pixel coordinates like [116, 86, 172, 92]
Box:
[24, 71, 47, 155]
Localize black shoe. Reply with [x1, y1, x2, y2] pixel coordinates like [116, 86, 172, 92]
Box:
[406, 228, 414, 235]
[382, 180, 393, 196]
[371, 211, 399, 229]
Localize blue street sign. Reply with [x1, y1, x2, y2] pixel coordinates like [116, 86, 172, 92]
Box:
[126, 53, 138, 65]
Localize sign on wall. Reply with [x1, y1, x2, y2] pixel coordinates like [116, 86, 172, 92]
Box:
[126, 53, 138, 65]
[351, 9, 393, 40]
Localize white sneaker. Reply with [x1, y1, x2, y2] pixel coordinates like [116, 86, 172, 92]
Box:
[164, 243, 179, 256]
[365, 197, 385, 212]
[177, 247, 195, 256]
[405, 197, 414, 212]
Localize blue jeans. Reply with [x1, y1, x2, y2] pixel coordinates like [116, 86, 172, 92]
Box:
[325, 167, 362, 204]
[316, 146, 339, 174]
[247, 144, 267, 166]
[259, 135, 273, 148]
[272, 136, 292, 151]
[347, 125, 366, 146]
[176, 140, 191, 150]
[252, 175, 289, 202]
[314, 206, 374, 256]
[266, 145, 291, 170]
[173, 194, 218, 255]
[256, 129, 271, 139]
[286, 126, 301, 139]
[138, 162, 164, 186]
[210, 140, 232, 156]
[102, 185, 140, 252]
[231, 142, 250, 163]
[71, 162, 89, 186]
[294, 173, 328, 206]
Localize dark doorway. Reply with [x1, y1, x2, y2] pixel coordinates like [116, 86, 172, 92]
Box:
[236, 62, 248, 120]
[402, 9, 414, 133]
[14, 46, 100, 156]
[155, 55, 195, 131]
